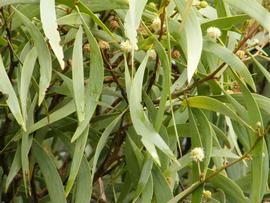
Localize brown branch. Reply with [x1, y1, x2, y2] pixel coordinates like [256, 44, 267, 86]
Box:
[170, 22, 261, 100]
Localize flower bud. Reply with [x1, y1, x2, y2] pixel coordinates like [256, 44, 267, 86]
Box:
[236, 50, 245, 59]
[200, 1, 208, 8]
[207, 26, 221, 39]
[256, 121, 262, 128]
[203, 190, 212, 199]
[149, 49, 157, 60]
[151, 17, 161, 32]
[110, 19, 120, 30]
[120, 40, 132, 53]
[171, 49, 181, 60]
[149, 2, 157, 9]
[98, 40, 110, 49]
[83, 43, 91, 53]
[191, 147, 204, 162]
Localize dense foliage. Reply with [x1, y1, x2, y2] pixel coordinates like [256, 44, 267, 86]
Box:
[1, 0, 270, 202]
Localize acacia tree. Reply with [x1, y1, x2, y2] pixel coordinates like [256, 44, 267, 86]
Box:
[1, 0, 270, 202]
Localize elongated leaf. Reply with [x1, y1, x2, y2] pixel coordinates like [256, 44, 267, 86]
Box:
[32, 140, 66, 203]
[124, 0, 147, 49]
[40, 0, 64, 69]
[188, 109, 203, 203]
[127, 53, 175, 164]
[19, 47, 37, 122]
[184, 96, 252, 131]
[251, 55, 270, 84]
[14, 8, 52, 105]
[0, 55, 25, 130]
[21, 96, 36, 195]
[29, 100, 75, 133]
[141, 175, 153, 202]
[89, 113, 124, 198]
[173, 0, 203, 82]
[207, 169, 248, 203]
[153, 37, 171, 131]
[152, 166, 173, 203]
[71, 10, 104, 142]
[76, 2, 113, 36]
[133, 155, 153, 202]
[65, 125, 89, 196]
[74, 159, 92, 203]
[56, 129, 91, 203]
[225, 0, 270, 33]
[5, 145, 21, 191]
[72, 26, 85, 122]
[57, 13, 91, 26]
[1, 0, 38, 5]
[230, 69, 268, 203]
[201, 15, 249, 31]
[21, 133, 33, 194]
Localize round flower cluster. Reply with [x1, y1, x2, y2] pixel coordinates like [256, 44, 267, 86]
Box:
[207, 26, 221, 39]
[191, 147, 205, 162]
[151, 17, 161, 32]
[120, 40, 133, 53]
[203, 190, 212, 199]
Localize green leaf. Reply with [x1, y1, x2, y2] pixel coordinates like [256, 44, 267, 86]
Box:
[56, 128, 91, 203]
[201, 15, 249, 31]
[29, 100, 75, 133]
[225, 0, 270, 33]
[127, 53, 175, 164]
[65, 125, 89, 196]
[5, 145, 21, 192]
[1, 0, 38, 5]
[32, 140, 66, 203]
[89, 112, 124, 198]
[75, 2, 113, 37]
[72, 26, 85, 122]
[13, 7, 52, 105]
[71, 10, 104, 142]
[40, 0, 64, 69]
[141, 174, 154, 202]
[152, 166, 173, 203]
[203, 39, 256, 91]
[57, 13, 91, 26]
[73, 158, 92, 203]
[207, 169, 248, 203]
[153, 37, 171, 132]
[250, 55, 270, 84]
[184, 96, 253, 131]
[230, 69, 268, 202]
[124, 0, 147, 49]
[0, 55, 25, 130]
[83, 0, 128, 12]
[19, 47, 37, 122]
[133, 155, 153, 202]
[173, 0, 203, 82]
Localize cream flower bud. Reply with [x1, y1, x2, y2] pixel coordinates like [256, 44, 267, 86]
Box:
[207, 26, 221, 39]
[98, 40, 110, 49]
[191, 147, 204, 162]
[149, 49, 157, 60]
[256, 121, 262, 128]
[120, 40, 132, 53]
[236, 50, 245, 59]
[151, 17, 161, 32]
[203, 190, 212, 199]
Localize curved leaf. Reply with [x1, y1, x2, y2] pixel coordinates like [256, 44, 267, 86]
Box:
[40, 0, 64, 69]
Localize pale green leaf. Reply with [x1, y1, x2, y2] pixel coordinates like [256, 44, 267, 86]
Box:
[40, 0, 64, 69]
